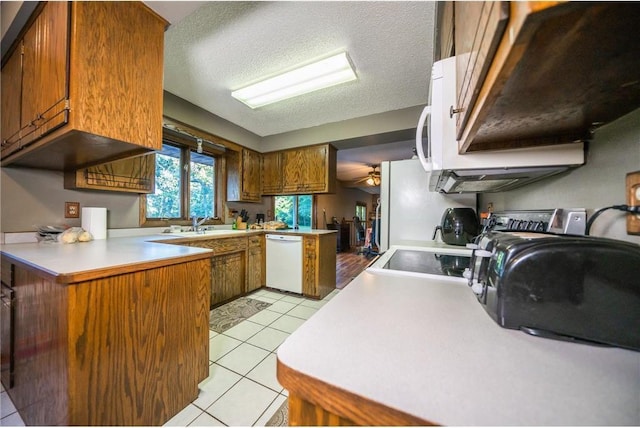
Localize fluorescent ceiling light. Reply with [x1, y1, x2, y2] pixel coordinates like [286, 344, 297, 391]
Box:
[231, 52, 357, 109]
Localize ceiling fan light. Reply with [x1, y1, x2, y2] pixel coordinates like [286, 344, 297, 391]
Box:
[231, 52, 357, 109]
[366, 176, 375, 186]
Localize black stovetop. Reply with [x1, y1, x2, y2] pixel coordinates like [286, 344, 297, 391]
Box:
[382, 250, 471, 278]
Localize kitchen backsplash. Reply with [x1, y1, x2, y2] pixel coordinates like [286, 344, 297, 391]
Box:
[479, 108, 640, 245]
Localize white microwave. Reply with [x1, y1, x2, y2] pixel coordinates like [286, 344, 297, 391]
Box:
[415, 57, 585, 193]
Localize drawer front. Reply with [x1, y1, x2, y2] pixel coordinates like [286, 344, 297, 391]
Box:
[212, 237, 248, 254]
[248, 235, 262, 248]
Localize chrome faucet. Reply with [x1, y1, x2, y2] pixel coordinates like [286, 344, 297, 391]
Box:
[191, 215, 209, 233]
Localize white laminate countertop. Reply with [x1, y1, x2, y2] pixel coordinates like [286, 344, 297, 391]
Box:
[262, 228, 337, 235]
[277, 271, 640, 425]
[0, 228, 338, 281]
[0, 234, 212, 281]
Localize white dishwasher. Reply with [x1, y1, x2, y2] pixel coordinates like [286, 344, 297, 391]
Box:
[266, 234, 303, 294]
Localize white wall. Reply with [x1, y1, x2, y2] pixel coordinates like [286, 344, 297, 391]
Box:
[315, 183, 375, 228]
[0, 168, 141, 232]
[1, 2, 22, 38]
[163, 92, 263, 151]
[261, 106, 422, 152]
[479, 108, 640, 244]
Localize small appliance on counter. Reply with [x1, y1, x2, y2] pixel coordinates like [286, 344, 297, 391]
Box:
[465, 231, 640, 351]
[482, 208, 587, 235]
[432, 207, 479, 246]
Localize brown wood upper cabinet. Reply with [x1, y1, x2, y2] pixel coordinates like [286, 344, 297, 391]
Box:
[0, 2, 167, 170]
[282, 144, 337, 194]
[227, 148, 262, 202]
[449, 2, 640, 152]
[63, 153, 156, 193]
[261, 151, 283, 195]
[262, 144, 336, 195]
[454, 2, 509, 143]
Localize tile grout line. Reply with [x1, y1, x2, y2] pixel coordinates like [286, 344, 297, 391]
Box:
[199, 290, 321, 426]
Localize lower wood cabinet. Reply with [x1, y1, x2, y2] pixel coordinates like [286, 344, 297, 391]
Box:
[0, 255, 210, 426]
[182, 234, 265, 307]
[247, 235, 265, 293]
[168, 232, 333, 304]
[211, 252, 245, 306]
[302, 233, 337, 300]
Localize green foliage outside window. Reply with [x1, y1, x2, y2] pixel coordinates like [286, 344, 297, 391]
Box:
[147, 145, 181, 218]
[189, 153, 215, 218]
[146, 143, 216, 219]
[275, 195, 312, 228]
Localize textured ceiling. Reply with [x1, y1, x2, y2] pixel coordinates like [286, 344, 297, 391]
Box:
[161, 1, 436, 138]
[145, 1, 436, 189]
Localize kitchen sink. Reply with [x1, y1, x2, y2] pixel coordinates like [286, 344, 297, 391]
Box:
[165, 229, 248, 237]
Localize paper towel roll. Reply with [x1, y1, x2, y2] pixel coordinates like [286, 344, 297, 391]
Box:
[82, 207, 107, 240]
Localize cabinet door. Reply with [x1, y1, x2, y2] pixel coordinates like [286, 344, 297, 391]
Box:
[227, 149, 261, 202]
[262, 152, 282, 194]
[10, 265, 67, 425]
[211, 253, 245, 306]
[436, 1, 454, 61]
[64, 153, 156, 193]
[0, 259, 14, 389]
[300, 146, 329, 192]
[282, 145, 334, 193]
[454, 1, 509, 140]
[302, 237, 317, 297]
[20, 1, 70, 145]
[1, 47, 23, 154]
[282, 150, 305, 193]
[242, 149, 262, 201]
[246, 238, 264, 293]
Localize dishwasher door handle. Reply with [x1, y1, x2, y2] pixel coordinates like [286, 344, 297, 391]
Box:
[266, 234, 302, 242]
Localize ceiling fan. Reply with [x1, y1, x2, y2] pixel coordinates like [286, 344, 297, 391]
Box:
[355, 165, 381, 186]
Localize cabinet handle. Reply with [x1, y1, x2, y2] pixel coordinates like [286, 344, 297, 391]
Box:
[449, 105, 464, 118]
[29, 114, 45, 127]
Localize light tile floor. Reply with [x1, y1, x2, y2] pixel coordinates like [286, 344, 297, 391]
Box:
[0, 288, 340, 427]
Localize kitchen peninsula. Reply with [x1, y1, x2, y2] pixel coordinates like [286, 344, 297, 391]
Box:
[277, 271, 640, 425]
[0, 235, 213, 426]
[0, 228, 337, 425]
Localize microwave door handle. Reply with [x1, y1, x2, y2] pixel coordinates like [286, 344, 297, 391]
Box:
[415, 105, 433, 173]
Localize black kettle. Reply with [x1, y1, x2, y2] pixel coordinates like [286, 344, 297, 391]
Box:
[433, 208, 479, 246]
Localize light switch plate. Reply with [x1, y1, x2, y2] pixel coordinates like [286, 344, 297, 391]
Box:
[626, 171, 640, 235]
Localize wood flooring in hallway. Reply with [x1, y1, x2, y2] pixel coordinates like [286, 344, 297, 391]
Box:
[336, 249, 377, 289]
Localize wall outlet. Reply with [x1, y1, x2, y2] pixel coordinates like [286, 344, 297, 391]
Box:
[65, 202, 80, 218]
[626, 171, 640, 235]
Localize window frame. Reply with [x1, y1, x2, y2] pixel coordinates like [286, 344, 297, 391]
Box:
[355, 201, 367, 222]
[273, 194, 316, 229]
[140, 127, 226, 228]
